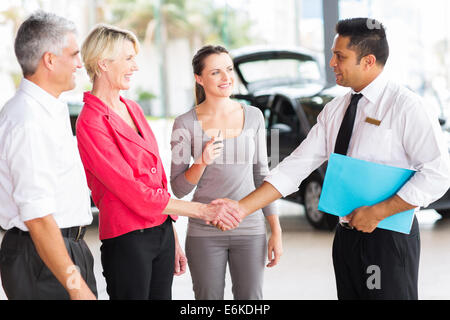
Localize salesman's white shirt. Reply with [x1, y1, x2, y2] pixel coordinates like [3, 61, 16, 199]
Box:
[0, 79, 93, 231]
[265, 71, 450, 208]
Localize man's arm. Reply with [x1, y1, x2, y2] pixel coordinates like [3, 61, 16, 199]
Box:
[396, 98, 450, 209]
[347, 195, 417, 233]
[239, 182, 283, 218]
[348, 96, 450, 233]
[6, 124, 95, 299]
[24, 215, 96, 300]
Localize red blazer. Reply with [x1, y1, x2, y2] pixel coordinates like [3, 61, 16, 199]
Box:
[76, 92, 176, 240]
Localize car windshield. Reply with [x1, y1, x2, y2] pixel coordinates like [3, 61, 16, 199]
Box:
[238, 58, 322, 87]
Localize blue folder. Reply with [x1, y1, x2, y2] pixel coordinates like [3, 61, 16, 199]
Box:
[318, 153, 416, 234]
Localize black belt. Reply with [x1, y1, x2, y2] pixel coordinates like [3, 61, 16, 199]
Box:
[9, 226, 87, 241]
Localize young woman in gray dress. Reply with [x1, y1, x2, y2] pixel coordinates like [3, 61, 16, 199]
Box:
[170, 45, 283, 300]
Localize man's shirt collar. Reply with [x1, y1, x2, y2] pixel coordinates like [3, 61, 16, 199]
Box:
[19, 78, 67, 118]
[352, 70, 388, 105]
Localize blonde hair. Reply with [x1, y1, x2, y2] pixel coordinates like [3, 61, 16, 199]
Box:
[81, 23, 139, 82]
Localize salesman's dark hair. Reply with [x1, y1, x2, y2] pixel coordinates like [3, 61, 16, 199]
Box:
[336, 17, 389, 66]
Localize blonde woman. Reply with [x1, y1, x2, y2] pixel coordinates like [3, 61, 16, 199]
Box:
[76, 26, 240, 300]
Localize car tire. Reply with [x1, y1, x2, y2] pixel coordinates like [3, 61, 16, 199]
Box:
[302, 174, 338, 231]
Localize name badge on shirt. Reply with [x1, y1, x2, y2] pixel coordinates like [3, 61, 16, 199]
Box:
[365, 117, 382, 126]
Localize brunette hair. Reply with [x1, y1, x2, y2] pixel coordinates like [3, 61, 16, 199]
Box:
[192, 45, 229, 105]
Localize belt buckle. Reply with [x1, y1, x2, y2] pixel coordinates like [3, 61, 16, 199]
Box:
[339, 220, 354, 230]
[75, 226, 83, 241]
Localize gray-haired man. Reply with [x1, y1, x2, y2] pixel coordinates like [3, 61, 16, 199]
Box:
[0, 11, 97, 299]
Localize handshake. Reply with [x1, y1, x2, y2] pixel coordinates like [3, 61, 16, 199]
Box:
[199, 198, 245, 231]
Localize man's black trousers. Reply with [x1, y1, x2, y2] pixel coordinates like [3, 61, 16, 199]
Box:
[0, 227, 98, 300]
[332, 216, 420, 300]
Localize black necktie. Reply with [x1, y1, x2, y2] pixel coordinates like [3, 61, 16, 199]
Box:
[334, 93, 363, 155]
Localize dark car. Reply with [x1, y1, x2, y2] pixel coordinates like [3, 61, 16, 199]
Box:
[230, 46, 450, 230]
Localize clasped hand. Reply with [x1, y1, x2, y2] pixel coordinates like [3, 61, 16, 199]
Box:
[344, 205, 383, 233]
[202, 198, 243, 231]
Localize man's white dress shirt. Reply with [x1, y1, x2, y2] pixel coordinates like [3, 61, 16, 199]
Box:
[0, 79, 92, 231]
[265, 71, 450, 209]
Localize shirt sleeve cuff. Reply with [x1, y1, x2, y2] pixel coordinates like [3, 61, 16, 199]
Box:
[396, 183, 425, 208]
[264, 169, 299, 198]
[19, 198, 56, 222]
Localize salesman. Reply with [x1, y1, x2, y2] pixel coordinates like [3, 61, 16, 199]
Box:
[213, 17, 450, 299]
